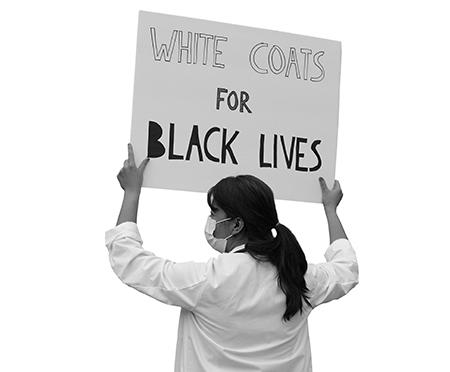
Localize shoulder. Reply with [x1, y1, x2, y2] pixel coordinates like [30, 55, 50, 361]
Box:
[204, 252, 254, 284]
[212, 251, 252, 270]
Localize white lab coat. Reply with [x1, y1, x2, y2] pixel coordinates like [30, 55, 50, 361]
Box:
[105, 221, 358, 372]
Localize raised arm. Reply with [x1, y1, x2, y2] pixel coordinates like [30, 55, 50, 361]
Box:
[107, 143, 210, 311]
[319, 177, 347, 244]
[116, 143, 149, 226]
[304, 178, 358, 308]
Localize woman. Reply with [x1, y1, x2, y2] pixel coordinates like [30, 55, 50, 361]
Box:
[105, 143, 359, 371]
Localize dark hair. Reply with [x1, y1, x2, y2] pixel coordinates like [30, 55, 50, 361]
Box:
[207, 174, 311, 322]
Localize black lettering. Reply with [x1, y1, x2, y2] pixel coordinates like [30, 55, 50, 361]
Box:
[204, 127, 220, 162]
[147, 120, 166, 158]
[295, 137, 308, 171]
[227, 91, 239, 111]
[259, 134, 271, 168]
[185, 125, 203, 161]
[280, 135, 295, 169]
[168, 123, 183, 160]
[273, 134, 278, 168]
[221, 128, 239, 164]
[239, 91, 252, 113]
[216, 88, 228, 110]
[309, 139, 322, 171]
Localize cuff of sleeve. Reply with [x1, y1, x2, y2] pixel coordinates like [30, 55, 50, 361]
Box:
[105, 221, 143, 249]
[324, 238, 356, 261]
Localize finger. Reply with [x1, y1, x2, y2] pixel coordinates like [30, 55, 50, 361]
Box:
[138, 157, 150, 172]
[318, 177, 328, 191]
[123, 159, 128, 167]
[127, 143, 136, 166]
[333, 180, 340, 189]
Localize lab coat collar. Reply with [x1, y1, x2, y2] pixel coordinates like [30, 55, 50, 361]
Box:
[228, 243, 246, 254]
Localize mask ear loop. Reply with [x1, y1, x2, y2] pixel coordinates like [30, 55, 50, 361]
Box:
[216, 217, 232, 224]
[221, 217, 239, 240]
[224, 232, 234, 240]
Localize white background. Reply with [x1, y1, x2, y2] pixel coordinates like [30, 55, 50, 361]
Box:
[1, 1, 448, 371]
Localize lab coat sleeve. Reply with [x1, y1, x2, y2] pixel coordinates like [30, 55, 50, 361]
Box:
[105, 221, 211, 311]
[305, 238, 359, 308]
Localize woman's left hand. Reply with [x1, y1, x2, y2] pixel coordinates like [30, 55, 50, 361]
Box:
[117, 143, 150, 193]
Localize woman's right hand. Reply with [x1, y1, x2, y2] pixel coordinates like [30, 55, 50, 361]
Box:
[319, 177, 343, 209]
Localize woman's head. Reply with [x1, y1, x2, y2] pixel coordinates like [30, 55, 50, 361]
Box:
[207, 174, 311, 322]
[207, 174, 278, 246]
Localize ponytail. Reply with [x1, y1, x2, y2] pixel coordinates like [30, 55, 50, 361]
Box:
[244, 223, 311, 322]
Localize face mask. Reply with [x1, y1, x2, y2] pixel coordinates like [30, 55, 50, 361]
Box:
[204, 216, 234, 253]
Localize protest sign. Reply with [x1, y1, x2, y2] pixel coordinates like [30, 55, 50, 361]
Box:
[130, 10, 341, 202]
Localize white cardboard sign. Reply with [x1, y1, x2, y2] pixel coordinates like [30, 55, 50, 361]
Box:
[130, 10, 341, 202]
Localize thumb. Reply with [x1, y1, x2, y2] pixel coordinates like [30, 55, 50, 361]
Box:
[138, 157, 150, 172]
[333, 180, 341, 190]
